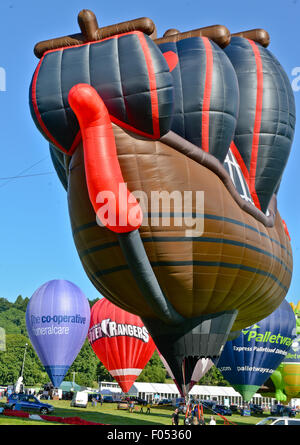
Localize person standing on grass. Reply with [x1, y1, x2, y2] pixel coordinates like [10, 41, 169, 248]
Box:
[172, 408, 179, 425]
[192, 415, 199, 425]
[209, 415, 216, 425]
[129, 400, 134, 413]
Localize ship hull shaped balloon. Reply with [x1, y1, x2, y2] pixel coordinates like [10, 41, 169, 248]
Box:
[29, 11, 294, 392]
[217, 299, 296, 402]
[66, 117, 292, 331]
[26, 280, 90, 387]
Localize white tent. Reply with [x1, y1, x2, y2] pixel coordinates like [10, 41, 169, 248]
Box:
[127, 382, 274, 405]
[128, 382, 180, 402]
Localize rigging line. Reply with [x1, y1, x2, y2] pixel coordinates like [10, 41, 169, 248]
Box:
[0, 172, 54, 180]
[0, 156, 49, 189]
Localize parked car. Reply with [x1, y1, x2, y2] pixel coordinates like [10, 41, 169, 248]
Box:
[230, 404, 239, 413]
[257, 417, 300, 425]
[117, 401, 129, 410]
[201, 400, 217, 414]
[5, 393, 54, 415]
[270, 404, 296, 417]
[135, 397, 148, 406]
[102, 395, 114, 403]
[250, 403, 264, 414]
[173, 397, 185, 407]
[213, 405, 232, 416]
[158, 398, 172, 405]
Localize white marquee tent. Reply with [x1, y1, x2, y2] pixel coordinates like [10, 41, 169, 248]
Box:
[126, 382, 275, 405]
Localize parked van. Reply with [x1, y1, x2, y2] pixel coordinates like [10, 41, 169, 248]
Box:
[70, 391, 88, 408]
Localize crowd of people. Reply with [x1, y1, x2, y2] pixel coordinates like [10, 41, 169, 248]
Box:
[172, 405, 217, 426]
[91, 394, 103, 407]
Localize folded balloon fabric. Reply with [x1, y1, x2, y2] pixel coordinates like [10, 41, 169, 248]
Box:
[2, 409, 107, 425]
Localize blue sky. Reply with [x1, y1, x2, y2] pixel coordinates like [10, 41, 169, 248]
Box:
[0, 0, 299, 306]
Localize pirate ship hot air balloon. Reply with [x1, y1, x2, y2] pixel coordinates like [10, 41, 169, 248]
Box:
[29, 10, 295, 396]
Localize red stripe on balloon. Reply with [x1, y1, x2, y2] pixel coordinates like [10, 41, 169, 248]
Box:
[202, 37, 213, 153]
[137, 32, 161, 138]
[230, 141, 250, 185]
[247, 39, 263, 210]
[230, 141, 261, 208]
[32, 31, 162, 156]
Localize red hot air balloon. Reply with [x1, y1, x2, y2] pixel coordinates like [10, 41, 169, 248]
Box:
[88, 298, 156, 393]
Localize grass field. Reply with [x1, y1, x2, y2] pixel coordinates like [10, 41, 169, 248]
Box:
[1, 399, 298, 426]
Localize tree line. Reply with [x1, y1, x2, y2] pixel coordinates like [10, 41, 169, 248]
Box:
[0, 296, 229, 388]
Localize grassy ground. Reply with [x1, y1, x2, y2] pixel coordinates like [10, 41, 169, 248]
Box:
[0, 399, 299, 426]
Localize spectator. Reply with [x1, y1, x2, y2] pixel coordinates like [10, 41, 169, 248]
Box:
[129, 400, 135, 413]
[172, 408, 179, 425]
[209, 416, 216, 425]
[192, 404, 198, 418]
[192, 415, 199, 425]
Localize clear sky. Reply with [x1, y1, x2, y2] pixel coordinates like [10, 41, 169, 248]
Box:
[0, 0, 299, 306]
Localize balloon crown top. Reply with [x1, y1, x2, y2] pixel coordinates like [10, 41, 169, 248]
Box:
[33, 9, 270, 59]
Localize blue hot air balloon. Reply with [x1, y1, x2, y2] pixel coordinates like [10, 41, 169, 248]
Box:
[217, 300, 296, 401]
[26, 280, 90, 387]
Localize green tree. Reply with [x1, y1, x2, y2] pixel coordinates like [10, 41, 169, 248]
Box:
[65, 340, 99, 387]
[96, 362, 114, 382]
[15, 296, 29, 312]
[0, 334, 47, 386]
[0, 307, 27, 335]
[198, 365, 230, 386]
[89, 298, 100, 308]
[0, 298, 12, 313]
[137, 350, 166, 383]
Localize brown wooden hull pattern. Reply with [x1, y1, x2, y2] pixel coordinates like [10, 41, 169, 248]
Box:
[67, 125, 292, 332]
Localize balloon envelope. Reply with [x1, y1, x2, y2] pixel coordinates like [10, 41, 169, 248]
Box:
[26, 280, 90, 387]
[217, 300, 296, 401]
[158, 350, 214, 397]
[224, 36, 295, 212]
[88, 298, 156, 393]
[268, 302, 300, 401]
[29, 12, 294, 401]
